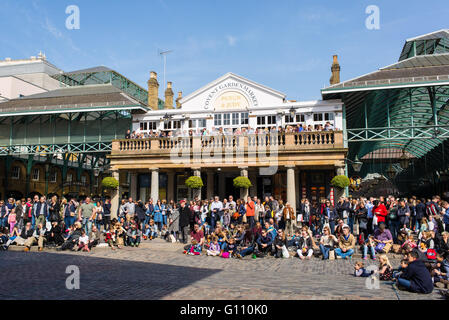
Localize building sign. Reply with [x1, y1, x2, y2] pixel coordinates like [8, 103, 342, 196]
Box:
[204, 81, 259, 110]
[213, 91, 249, 110]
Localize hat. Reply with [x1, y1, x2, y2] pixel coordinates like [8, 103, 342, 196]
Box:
[342, 224, 350, 229]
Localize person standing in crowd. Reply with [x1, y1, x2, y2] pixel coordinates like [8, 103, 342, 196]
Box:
[123, 197, 136, 220]
[78, 197, 96, 235]
[179, 200, 190, 244]
[48, 195, 60, 223]
[103, 198, 111, 231]
[246, 196, 255, 229]
[33, 196, 48, 228]
[0, 200, 9, 229]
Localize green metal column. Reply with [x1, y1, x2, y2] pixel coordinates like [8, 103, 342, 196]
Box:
[25, 155, 33, 196]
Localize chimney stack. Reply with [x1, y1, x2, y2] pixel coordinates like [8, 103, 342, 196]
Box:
[176, 91, 182, 108]
[147, 71, 159, 109]
[330, 55, 340, 85]
[164, 81, 174, 109]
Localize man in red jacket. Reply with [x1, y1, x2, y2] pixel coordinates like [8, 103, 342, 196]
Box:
[246, 196, 255, 229]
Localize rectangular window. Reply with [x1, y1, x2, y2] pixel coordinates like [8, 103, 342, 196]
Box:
[81, 175, 87, 185]
[32, 168, 39, 181]
[189, 120, 195, 128]
[232, 113, 239, 125]
[173, 121, 181, 129]
[285, 115, 293, 123]
[313, 113, 323, 122]
[198, 119, 206, 128]
[94, 177, 99, 187]
[50, 171, 57, 183]
[140, 122, 148, 131]
[257, 116, 266, 125]
[67, 173, 73, 183]
[324, 112, 335, 121]
[149, 121, 157, 130]
[12, 166, 20, 180]
[296, 114, 305, 123]
[163, 121, 172, 130]
[267, 115, 276, 125]
[223, 113, 230, 126]
[241, 113, 248, 125]
[214, 114, 222, 126]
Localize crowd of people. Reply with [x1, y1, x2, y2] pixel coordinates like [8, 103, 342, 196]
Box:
[1, 192, 448, 295]
[124, 122, 336, 140]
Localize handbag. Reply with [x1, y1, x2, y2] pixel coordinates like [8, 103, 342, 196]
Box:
[375, 243, 385, 252]
[242, 214, 247, 223]
[383, 243, 392, 253]
[281, 245, 290, 258]
[329, 250, 335, 260]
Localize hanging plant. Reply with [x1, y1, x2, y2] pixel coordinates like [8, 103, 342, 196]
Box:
[185, 176, 204, 189]
[101, 177, 119, 190]
[331, 175, 350, 189]
[233, 176, 252, 189]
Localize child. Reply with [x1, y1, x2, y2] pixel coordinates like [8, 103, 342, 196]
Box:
[432, 254, 449, 288]
[401, 235, 417, 252]
[144, 220, 158, 240]
[393, 259, 409, 280]
[222, 209, 231, 229]
[202, 222, 211, 237]
[8, 208, 16, 234]
[77, 230, 90, 252]
[354, 261, 372, 277]
[160, 224, 169, 241]
[378, 254, 393, 281]
[105, 225, 119, 250]
[206, 237, 221, 256]
[217, 231, 227, 254]
[418, 230, 434, 253]
[225, 237, 237, 257]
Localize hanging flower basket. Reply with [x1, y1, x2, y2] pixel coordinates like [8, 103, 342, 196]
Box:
[185, 176, 204, 189]
[233, 176, 252, 189]
[101, 177, 119, 190]
[331, 175, 350, 189]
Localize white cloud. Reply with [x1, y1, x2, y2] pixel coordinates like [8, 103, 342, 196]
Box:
[43, 17, 63, 38]
[226, 35, 237, 46]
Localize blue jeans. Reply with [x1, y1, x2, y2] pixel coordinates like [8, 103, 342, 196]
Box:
[64, 216, 76, 228]
[335, 248, 354, 259]
[389, 220, 399, 241]
[363, 245, 376, 258]
[320, 244, 331, 259]
[82, 218, 92, 235]
[240, 245, 254, 257]
[0, 217, 7, 228]
[397, 277, 411, 290]
[128, 236, 141, 245]
[348, 217, 354, 234]
[329, 220, 336, 235]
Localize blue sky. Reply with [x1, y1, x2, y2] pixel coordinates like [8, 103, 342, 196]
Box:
[0, 0, 448, 101]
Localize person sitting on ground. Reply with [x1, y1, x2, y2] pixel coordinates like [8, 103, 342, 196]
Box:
[273, 229, 289, 259]
[46, 221, 64, 247]
[378, 254, 394, 281]
[319, 226, 338, 260]
[235, 229, 255, 259]
[144, 219, 158, 240]
[190, 223, 205, 249]
[296, 227, 314, 260]
[88, 224, 101, 250]
[395, 250, 434, 294]
[77, 229, 90, 252]
[105, 225, 118, 250]
[418, 230, 434, 254]
[373, 222, 393, 254]
[127, 223, 142, 247]
[206, 236, 221, 256]
[24, 223, 46, 252]
[13, 222, 34, 246]
[183, 239, 201, 255]
[335, 225, 356, 259]
[255, 228, 273, 257]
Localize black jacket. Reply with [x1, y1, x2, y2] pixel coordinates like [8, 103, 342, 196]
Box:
[135, 203, 146, 221]
[401, 260, 433, 294]
[20, 227, 34, 239]
[179, 205, 190, 228]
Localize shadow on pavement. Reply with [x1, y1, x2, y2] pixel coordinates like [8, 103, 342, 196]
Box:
[1, 251, 218, 300]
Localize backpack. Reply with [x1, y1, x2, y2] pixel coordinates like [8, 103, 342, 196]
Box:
[426, 248, 437, 260]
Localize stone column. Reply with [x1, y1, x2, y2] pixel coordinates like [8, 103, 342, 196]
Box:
[192, 168, 201, 200]
[110, 170, 120, 219]
[286, 165, 296, 214]
[249, 171, 257, 198]
[130, 172, 137, 201]
[167, 171, 175, 202]
[150, 168, 159, 202]
[295, 169, 301, 210]
[239, 166, 249, 200]
[218, 172, 225, 200]
[206, 170, 214, 200]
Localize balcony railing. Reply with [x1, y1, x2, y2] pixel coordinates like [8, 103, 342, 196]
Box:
[112, 131, 344, 155]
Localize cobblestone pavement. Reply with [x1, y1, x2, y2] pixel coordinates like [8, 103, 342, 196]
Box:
[1, 240, 444, 300]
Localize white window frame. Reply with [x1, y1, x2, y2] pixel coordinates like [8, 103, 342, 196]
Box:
[12, 166, 20, 180]
[32, 168, 39, 181]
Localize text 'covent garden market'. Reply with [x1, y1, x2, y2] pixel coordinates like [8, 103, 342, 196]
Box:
[1, 29, 449, 217]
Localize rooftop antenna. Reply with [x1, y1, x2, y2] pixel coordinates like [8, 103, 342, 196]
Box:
[158, 49, 173, 91]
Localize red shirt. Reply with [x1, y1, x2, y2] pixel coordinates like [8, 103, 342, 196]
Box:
[246, 202, 255, 217]
[190, 230, 204, 243]
[373, 204, 388, 223]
